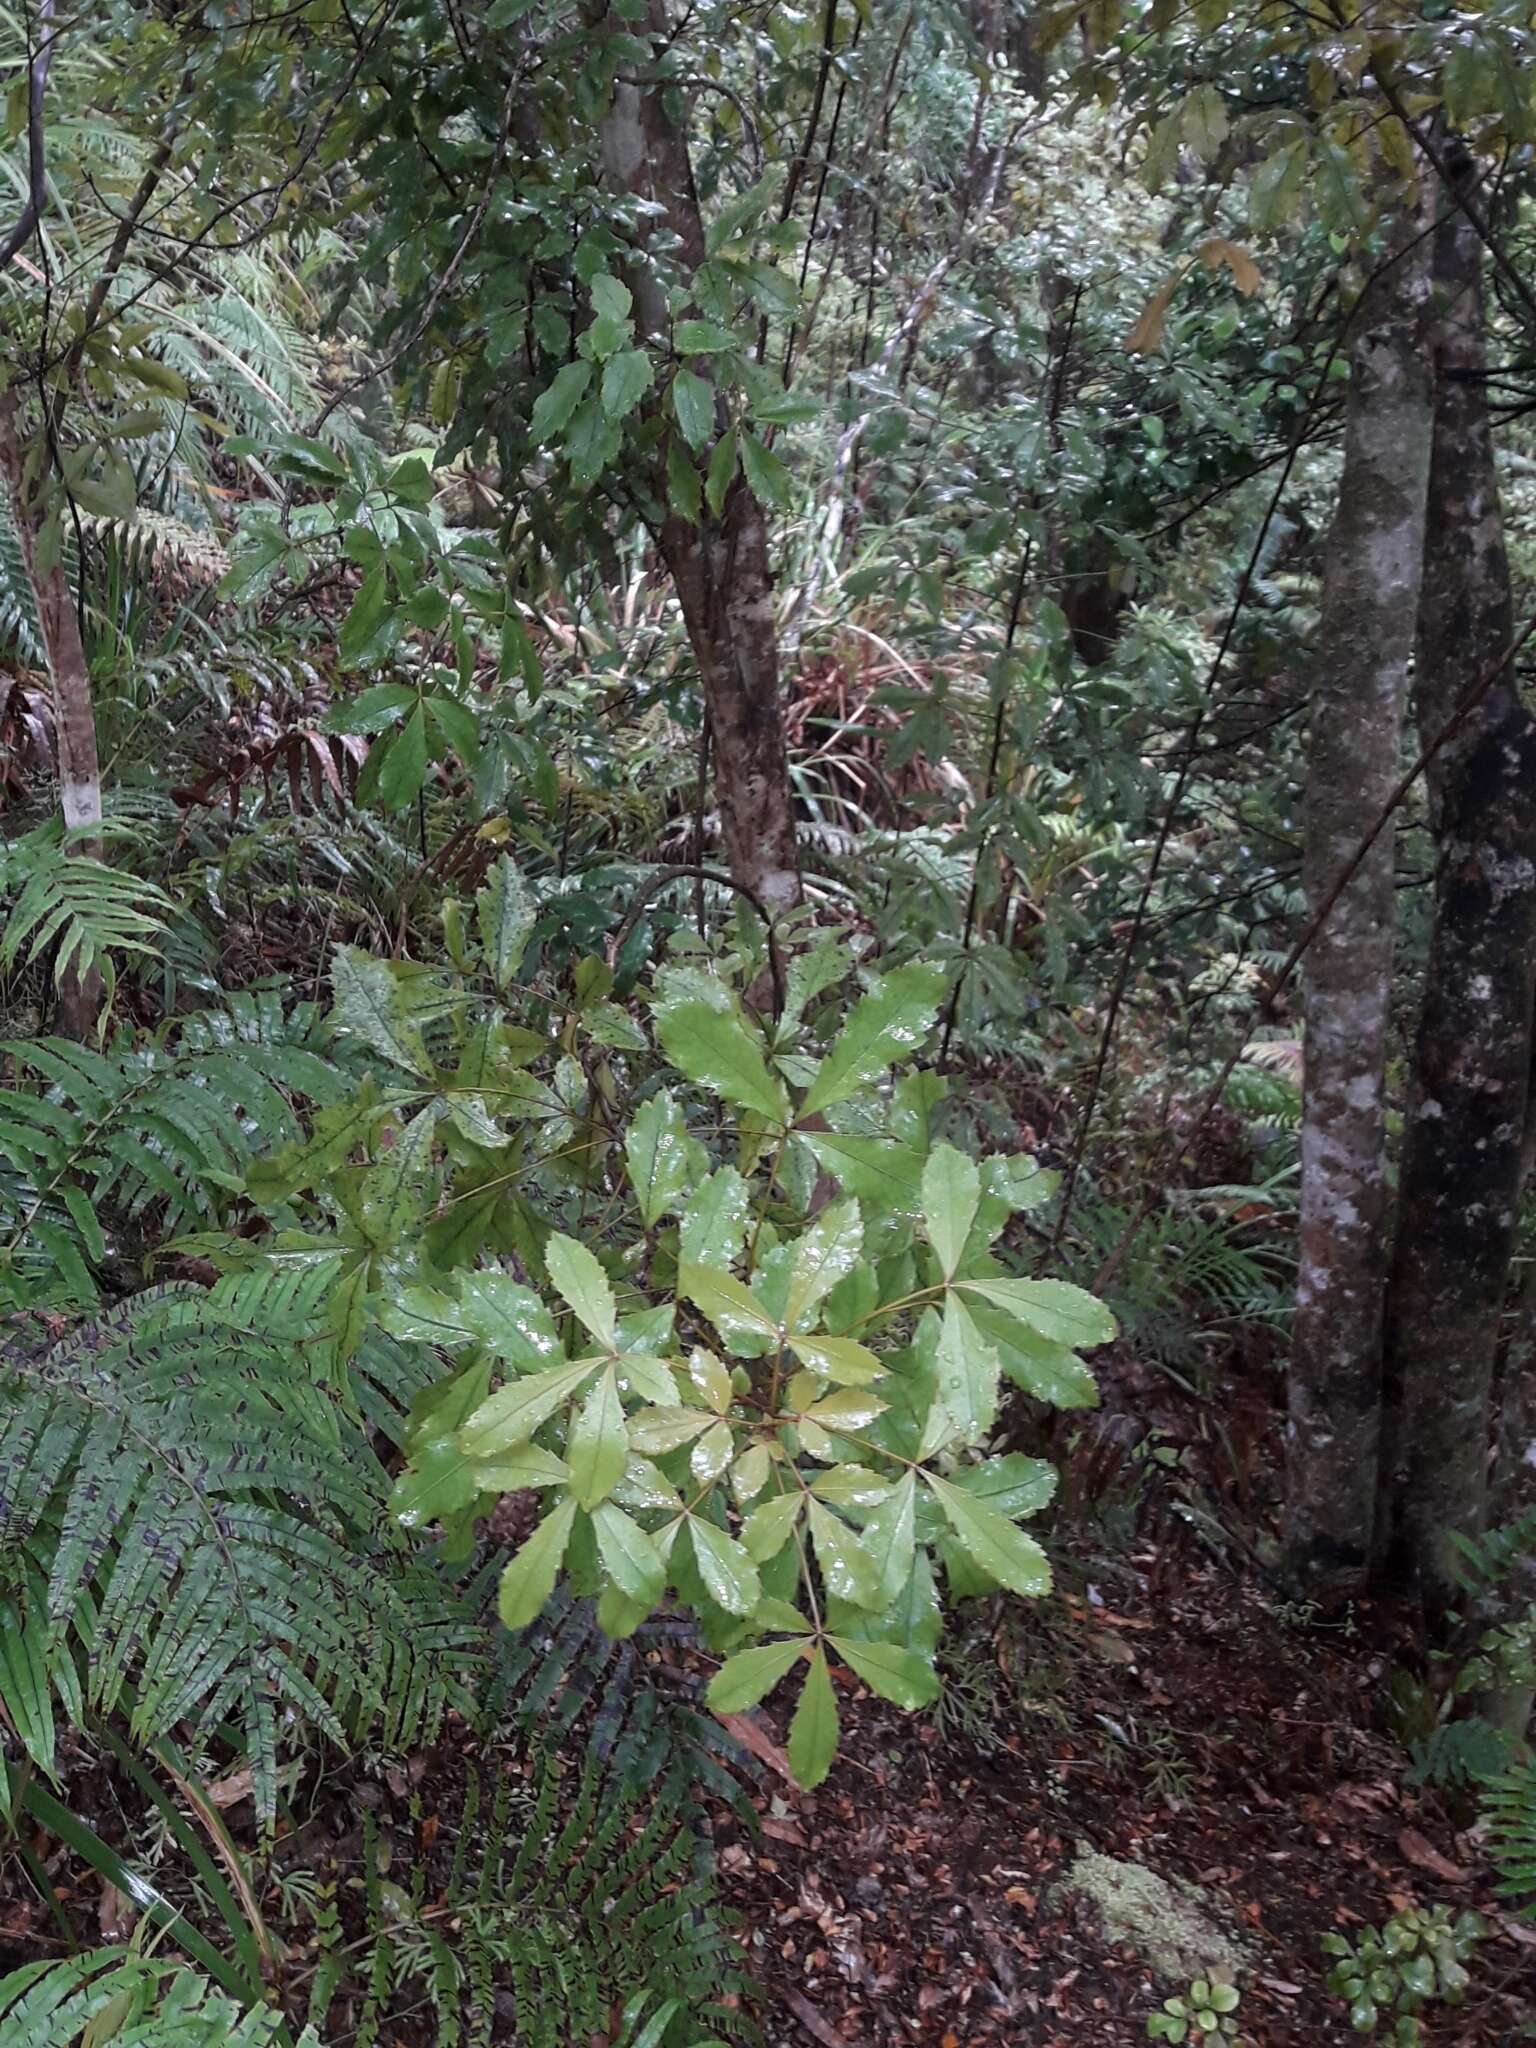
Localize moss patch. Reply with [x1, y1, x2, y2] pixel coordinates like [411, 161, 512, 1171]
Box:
[1061, 1848, 1259, 1982]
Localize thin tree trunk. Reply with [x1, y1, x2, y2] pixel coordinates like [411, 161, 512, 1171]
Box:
[594, 3, 801, 913]
[0, 391, 104, 1038]
[1284, 215, 1434, 1597]
[1377, 167, 1536, 1622]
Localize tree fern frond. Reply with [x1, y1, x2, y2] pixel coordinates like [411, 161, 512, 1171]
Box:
[0, 1000, 355, 1308]
[0, 1287, 481, 1821]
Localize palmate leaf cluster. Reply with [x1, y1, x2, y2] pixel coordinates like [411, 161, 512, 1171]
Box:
[194, 857, 1116, 1786]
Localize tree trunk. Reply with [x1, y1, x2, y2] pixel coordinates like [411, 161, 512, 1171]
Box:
[1377, 168, 1536, 1622]
[594, 3, 801, 914]
[1284, 214, 1434, 1597]
[0, 391, 104, 1038]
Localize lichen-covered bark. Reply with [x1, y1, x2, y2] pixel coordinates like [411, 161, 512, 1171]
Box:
[1285, 213, 1433, 1597]
[0, 391, 103, 1038]
[594, 2, 801, 913]
[1377, 181, 1536, 1619]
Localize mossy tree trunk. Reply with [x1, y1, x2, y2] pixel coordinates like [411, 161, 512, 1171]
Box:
[1284, 210, 1434, 1598]
[1377, 170, 1536, 1624]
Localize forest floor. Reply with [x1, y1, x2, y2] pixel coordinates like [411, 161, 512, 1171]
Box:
[2, 1349, 1531, 2046]
[709, 1559, 1536, 2047]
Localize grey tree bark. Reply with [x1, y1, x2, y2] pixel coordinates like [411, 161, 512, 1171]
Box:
[594, 1, 801, 914]
[1377, 166, 1536, 1625]
[1285, 214, 1434, 1597]
[0, 392, 104, 1039]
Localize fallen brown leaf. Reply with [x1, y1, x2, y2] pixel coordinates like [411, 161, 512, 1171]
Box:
[1397, 1828, 1467, 1885]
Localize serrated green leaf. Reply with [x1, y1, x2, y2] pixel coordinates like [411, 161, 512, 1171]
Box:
[529, 360, 593, 443]
[785, 1199, 863, 1329]
[707, 1636, 807, 1713]
[653, 988, 787, 1121]
[860, 1468, 916, 1604]
[830, 1636, 938, 1709]
[329, 947, 433, 1075]
[787, 1646, 838, 1788]
[679, 1166, 752, 1269]
[705, 430, 737, 516]
[475, 854, 534, 990]
[787, 1333, 884, 1385]
[956, 1276, 1116, 1349]
[741, 1491, 801, 1561]
[672, 369, 715, 449]
[949, 1453, 1056, 1520]
[591, 1502, 665, 1606]
[681, 1255, 776, 1328]
[568, 1364, 628, 1507]
[674, 319, 740, 354]
[922, 1143, 980, 1280]
[801, 965, 946, 1117]
[625, 1090, 696, 1226]
[739, 431, 792, 508]
[934, 1297, 1000, 1445]
[498, 1498, 577, 1627]
[926, 1472, 1051, 1597]
[807, 1497, 881, 1608]
[460, 1357, 598, 1458]
[688, 1516, 761, 1616]
[602, 347, 654, 419]
[544, 1232, 617, 1345]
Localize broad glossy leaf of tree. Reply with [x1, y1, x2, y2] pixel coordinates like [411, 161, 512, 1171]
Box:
[460, 1357, 599, 1459]
[741, 1492, 801, 1562]
[922, 1143, 981, 1279]
[623, 1090, 695, 1225]
[957, 1276, 1117, 1350]
[590, 1502, 665, 1607]
[784, 1198, 863, 1329]
[679, 1260, 779, 1348]
[544, 1232, 617, 1347]
[787, 1333, 885, 1385]
[568, 1364, 628, 1508]
[934, 1297, 1001, 1445]
[948, 1453, 1057, 1521]
[329, 947, 433, 1076]
[679, 1165, 752, 1269]
[830, 1635, 939, 1710]
[687, 1517, 762, 1617]
[807, 1497, 881, 1609]
[474, 854, 534, 991]
[859, 1469, 917, 1606]
[653, 991, 788, 1122]
[529, 360, 593, 443]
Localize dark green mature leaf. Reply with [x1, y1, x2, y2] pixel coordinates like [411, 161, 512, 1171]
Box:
[831, 1635, 938, 1709]
[706, 1636, 806, 1713]
[672, 369, 715, 449]
[475, 854, 534, 989]
[529, 360, 593, 442]
[499, 1499, 577, 1627]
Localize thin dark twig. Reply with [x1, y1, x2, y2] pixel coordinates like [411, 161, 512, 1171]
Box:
[1050, 264, 1387, 1252]
[607, 863, 787, 1016]
[0, 0, 56, 271]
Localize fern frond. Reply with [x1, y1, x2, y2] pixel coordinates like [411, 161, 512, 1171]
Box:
[0, 1950, 317, 2047]
[0, 999, 353, 1308]
[0, 1287, 480, 1821]
[1482, 1755, 1536, 1916]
